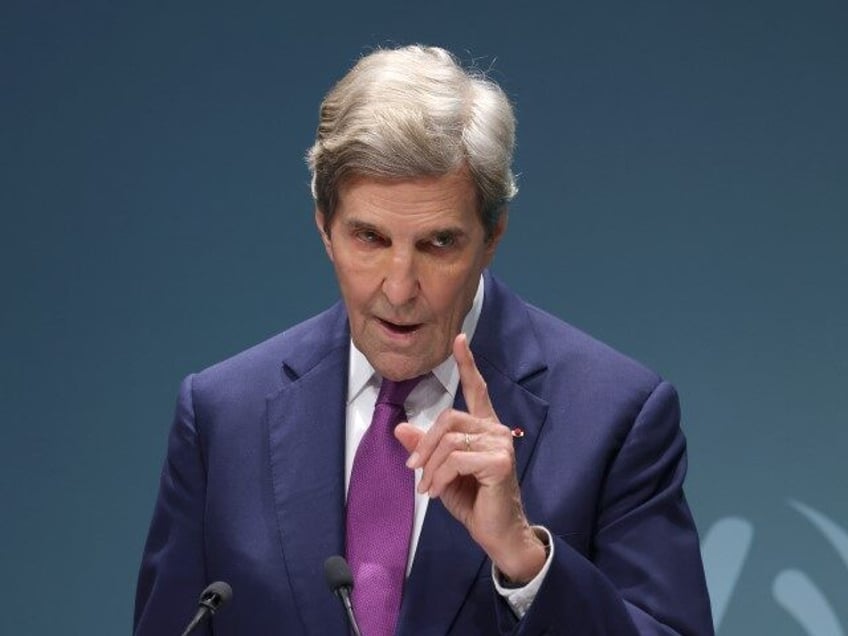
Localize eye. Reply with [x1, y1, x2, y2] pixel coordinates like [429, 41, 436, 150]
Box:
[430, 232, 456, 249]
[355, 229, 383, 244]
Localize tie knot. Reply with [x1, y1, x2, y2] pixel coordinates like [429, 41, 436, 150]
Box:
[376, 375, 424, 407]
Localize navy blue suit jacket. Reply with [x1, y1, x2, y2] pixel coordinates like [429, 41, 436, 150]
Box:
[135, 272, 713, 635]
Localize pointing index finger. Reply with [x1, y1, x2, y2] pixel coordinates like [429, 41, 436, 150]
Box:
[454, 333, 495, 418]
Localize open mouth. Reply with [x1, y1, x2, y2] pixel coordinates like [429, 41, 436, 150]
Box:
[378, 318, 422, 335]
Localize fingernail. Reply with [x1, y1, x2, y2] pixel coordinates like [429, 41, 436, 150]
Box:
[406, 452, 419, 468]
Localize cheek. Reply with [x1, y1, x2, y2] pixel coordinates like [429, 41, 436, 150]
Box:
[333, 257, 378, 306]
[427, 271, 478, 324]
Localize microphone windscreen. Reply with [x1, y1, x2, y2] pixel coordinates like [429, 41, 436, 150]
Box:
[201, 581, 233, 606]
[324, 555, 354, 592]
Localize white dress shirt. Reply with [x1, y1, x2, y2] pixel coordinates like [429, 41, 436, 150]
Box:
[344, 275, 553, 618]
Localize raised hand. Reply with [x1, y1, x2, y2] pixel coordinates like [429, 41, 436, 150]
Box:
[395, 334, 546, 583]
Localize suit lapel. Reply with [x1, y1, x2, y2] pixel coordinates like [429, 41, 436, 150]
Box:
[398, 272, 550, 634]
[470, 272, 550, 483]
[267, 305, 350, 635]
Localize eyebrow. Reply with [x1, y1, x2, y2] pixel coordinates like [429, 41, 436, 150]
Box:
[343, 218, 468, 240]
[343, 218, 380, 232]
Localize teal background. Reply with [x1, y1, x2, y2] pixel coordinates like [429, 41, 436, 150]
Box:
[2, 1, 846, 633]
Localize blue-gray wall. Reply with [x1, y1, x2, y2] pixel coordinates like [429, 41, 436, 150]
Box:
[2, 1, 846, 633]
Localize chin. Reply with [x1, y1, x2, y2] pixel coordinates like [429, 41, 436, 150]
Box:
[377, 365, 425, 382]
[373, 355, 430, 382]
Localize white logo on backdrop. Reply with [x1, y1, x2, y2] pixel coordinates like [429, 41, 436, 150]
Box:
[702, 500, 848, 635]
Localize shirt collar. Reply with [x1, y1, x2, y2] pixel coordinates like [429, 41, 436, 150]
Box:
[347, 274, 486, 403]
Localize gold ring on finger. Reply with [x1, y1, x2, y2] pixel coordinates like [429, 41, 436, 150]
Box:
[464, 432, 472, 451]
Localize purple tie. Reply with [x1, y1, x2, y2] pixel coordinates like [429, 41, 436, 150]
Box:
[346, 375, 422, 636]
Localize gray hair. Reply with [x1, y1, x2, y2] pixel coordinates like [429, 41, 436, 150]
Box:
[306, 45, 518, 238]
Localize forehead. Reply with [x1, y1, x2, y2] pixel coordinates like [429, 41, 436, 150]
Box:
[335, 172, 482, 229]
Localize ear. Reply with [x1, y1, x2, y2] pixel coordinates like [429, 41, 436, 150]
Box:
[483, 211, 508, 264]
[314, 208, 333, 261]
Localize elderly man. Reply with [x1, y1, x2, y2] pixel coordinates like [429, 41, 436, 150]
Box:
[134, 45, 713, 635]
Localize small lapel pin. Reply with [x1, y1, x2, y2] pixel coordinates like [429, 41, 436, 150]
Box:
[511, 427, 525, 438]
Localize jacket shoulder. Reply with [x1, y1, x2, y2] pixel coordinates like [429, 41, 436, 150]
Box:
[484, 272, 661, 394]
[530, 303, 659, 382]
[189, 302, 348, 405]
[523, 302, 667, 418]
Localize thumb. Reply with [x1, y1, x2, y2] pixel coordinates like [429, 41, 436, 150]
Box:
[394, 422, 423, 455]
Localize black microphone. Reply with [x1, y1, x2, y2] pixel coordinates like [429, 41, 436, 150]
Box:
[180, 581, 233, 636]
[324, 556, 362, 636]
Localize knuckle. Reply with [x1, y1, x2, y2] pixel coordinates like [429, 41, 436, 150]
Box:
[430, 412, 455, 441]
[447, 449, 463, 466]
[491, 450, 514, 474]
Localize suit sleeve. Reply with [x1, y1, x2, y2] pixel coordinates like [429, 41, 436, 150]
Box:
[134, 374, 212, 636]
[496, 381, 714, 635]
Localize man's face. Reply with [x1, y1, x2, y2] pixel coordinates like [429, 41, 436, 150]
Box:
[316, 171, 505, 381]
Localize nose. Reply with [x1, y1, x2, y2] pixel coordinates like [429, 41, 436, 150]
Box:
[382, 247, 419, 307]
